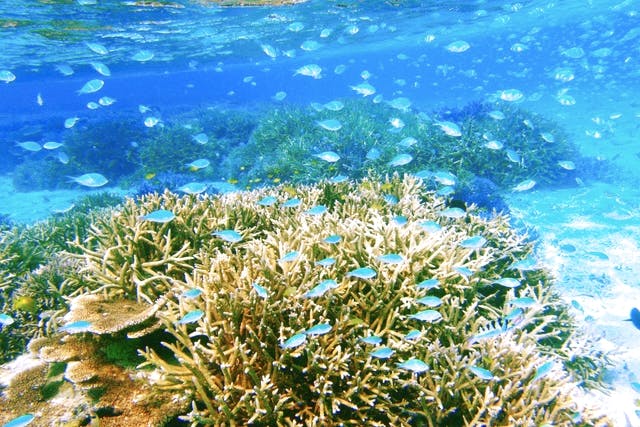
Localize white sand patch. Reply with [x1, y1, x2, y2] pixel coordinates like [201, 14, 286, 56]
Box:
[507, 182, 640, 426]
[0, 176, 126, 224]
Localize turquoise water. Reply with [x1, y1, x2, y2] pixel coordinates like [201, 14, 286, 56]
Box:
[1, 0, 640, 425]
[1, 0, 638, 202]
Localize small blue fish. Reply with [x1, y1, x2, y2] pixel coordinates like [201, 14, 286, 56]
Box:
[315, 257, 336, 267]
[418, 220, 442, 232]
[404, 330, 422, 341]
[388, 153, 413, 167]
[360, 335, 382, 345]
[304, 279, 338, 298]
[397, 358, 429, 373]
[60, 320, 92, 334]
[469, 320, 509, 344]
[281, 333, 307, 349]
[384, 195, 399, 205]
[78, 78, 104, 94]
[377, 253, 404, 264]
[416, 278, 440, 290]
[282, 198, 302, 208]
[213, 229, 242, 243]
[178, 309, 204, 325]
[316, 119, 342, 133]
[132, 50, 154, 62]
[454, 266, 473, 277]
[257, 196, 278, 206]
[0, 313, 15, 326]
[571, 299, 584, 312]
[627, 308, 640, 330]
[493, 278, 521, 288]
[192, 133, 208, 145]
[408, 310, 442, 323]
[1, 414, 35, 427]
[416, 296, 442, 307]
[314, 150, 341, 161]
[178, 182, 208, 195]
[439, 207, 466, 219]
[182, 288, 203, 299]
[69, 172, 108, 188]
[587, 251, 608, 260]
[630, 381, 640, 393]
[305, 205, 328, 215]
[509, 297, 536, 308]
[469, 365, 495, 380]
[141, 210, 175, 223]
[279, 251, 299, 263]
[347, 267, 376, 280]
[323, 234, 341, 244]
[304, 323, 332, 336]
[460, 236, 487, 249]
[330, 175, 348, 184]
[370, 346, 395, 359]
[533, 361, 553, 381]
[392, 215, 408, 225]
[252, 283, 269, 299]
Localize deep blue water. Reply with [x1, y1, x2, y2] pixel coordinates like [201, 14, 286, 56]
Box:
[0, 0, 639, 207]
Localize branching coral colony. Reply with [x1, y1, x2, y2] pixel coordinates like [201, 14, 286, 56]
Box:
[0, 175, 610, 426]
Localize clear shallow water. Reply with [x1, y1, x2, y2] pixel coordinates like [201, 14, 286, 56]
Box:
[1, 0, 640, 424]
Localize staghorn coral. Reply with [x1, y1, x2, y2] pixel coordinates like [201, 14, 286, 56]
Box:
[0, 174, 610, 425]
[0, 193, 122, 364]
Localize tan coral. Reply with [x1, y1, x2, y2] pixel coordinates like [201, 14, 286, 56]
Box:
[61, 292, 168, 336]
[1, 174, 610, 426]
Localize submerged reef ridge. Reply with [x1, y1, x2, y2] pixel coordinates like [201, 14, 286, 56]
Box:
[0, 175, 609, 425]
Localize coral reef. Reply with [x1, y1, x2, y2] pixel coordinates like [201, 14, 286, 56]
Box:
[0, 192, 123, 364]
[0, 174, 610, 425]
[11, 99, 584, 202]
[231, 99, 582, 198]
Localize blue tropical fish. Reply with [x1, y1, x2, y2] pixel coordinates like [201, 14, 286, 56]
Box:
[370, 347, 395, 359]
[416, 278, 440, 290]
[182, 288, 203, 299]
[252, 283, 269, 299]
[408, 310, 442, 323]
[397, 358, 429, 373]
[305, 205, 328, 215]
[2, 414, 35, 427]
[281, 333, 307, 349]
[212, 229, 242, 243]
[469, 365, 495, 380]
[377, 253, 404, 264]
[140, 209, 175, 223]
[360, 335, 382, 345]
[315, 257, 336, 267]
[257, 196, 277, 206]
[347, 267, 376, 279]
[304, 323, 332, 336]
[279, 251, 299, 263]
[282, 198, 302, 208]
[178, 309, 204, 324]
